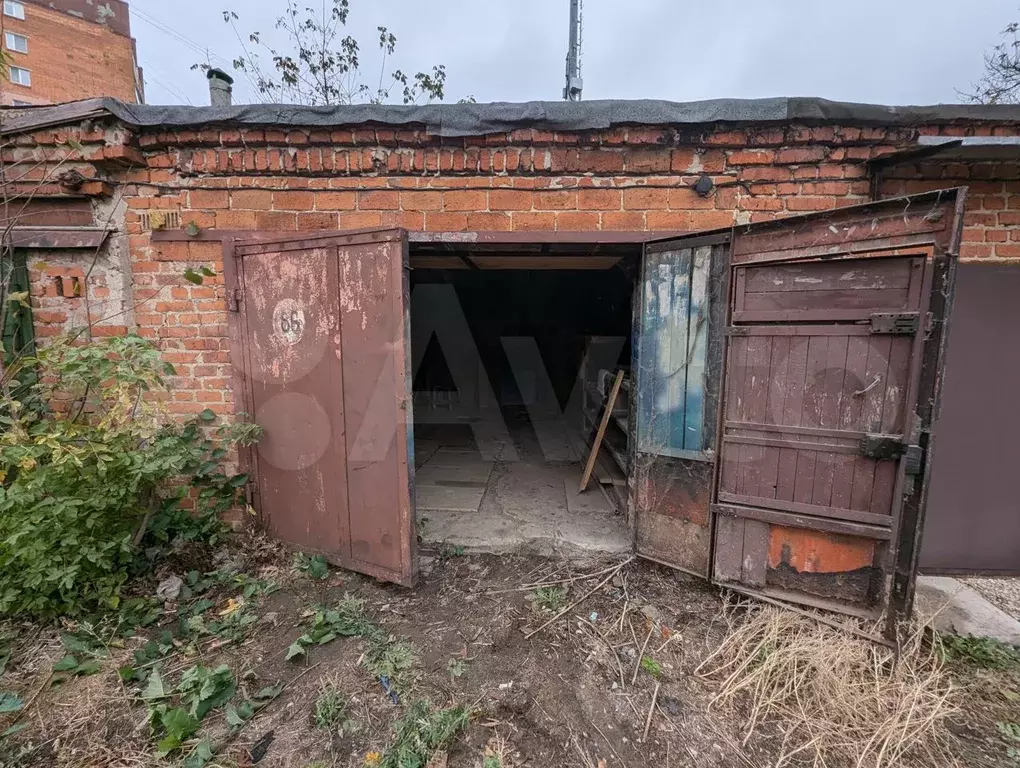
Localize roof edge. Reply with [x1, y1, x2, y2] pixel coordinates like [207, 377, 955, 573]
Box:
[3, 96, 1020, 138]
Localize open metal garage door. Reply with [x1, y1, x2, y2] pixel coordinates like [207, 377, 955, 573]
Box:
[227, 229, 416, 586]
[633, 190, 965, 626]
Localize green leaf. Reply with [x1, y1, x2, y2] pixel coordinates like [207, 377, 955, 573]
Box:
[183, 738, 215, 768]
[225, 700, 254, 727]
[187, 599, 216, 617]
[161, 707, 199, 742]
[0, 693, 23, 714]
[118, 666, 138, 683]
[53, 655, 80, 672]
[142, 669, 167, 700]
[198, 409, 216, 422]
[183, 269, 204, 285]
[0, 723, 28, 739]
[156, 734, 183, 757]
[199, 266, 216, 277]
[76, 659, 102, 676]
[285, 640, 306, 661]
[254, 683, 283, 700]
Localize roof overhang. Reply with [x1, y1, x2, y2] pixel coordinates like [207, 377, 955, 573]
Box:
[5, 97, 1020, 138]
[871, 136, 1020, 168]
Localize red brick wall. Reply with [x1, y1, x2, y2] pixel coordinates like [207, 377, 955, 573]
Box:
[880, 163, 1020, 262]
[0, 1, 141, 105]
[10, 118, 1020, 422]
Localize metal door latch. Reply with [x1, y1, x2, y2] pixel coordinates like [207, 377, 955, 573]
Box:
[859, 433, 905, 460]
[869, 312, 920, 335]
[859, 433, 923, 472]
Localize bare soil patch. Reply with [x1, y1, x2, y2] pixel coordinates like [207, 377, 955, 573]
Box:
[0, 538, 1017, 767]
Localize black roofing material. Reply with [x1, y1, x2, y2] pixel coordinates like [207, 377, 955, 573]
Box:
[5, 96, 1020, 137]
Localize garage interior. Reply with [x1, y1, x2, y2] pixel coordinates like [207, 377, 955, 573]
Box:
[408, 241, 639, 554]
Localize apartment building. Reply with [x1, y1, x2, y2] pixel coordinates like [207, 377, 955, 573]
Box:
[1, 0, 143, 105]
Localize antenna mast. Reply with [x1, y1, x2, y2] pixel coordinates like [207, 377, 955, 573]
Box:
[563, 0, 583, 101]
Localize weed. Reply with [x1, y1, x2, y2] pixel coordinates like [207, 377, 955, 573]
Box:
[380, 701, 470, 768]
[141, 663, 236, 756]
[939, 633, 1020, 669]
[313, 679, 353, 735]
[437, 543, 465, 561]
[365, 640, 416, 692]
[293, 552, 330, 580]
[186, 600, 259, 645]
[447, 658, 466, 679]
[531, 587, 567, 613]
[640, 655, 663, 678]
[287, 595, 382, 660]
[51, 627, 109, 682]
[0, 334, 260, 618]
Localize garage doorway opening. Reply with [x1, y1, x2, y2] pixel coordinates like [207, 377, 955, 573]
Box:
[408, 242, 639, 555]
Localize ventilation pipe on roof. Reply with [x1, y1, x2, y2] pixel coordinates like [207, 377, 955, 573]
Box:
[207, 68, 234, 107]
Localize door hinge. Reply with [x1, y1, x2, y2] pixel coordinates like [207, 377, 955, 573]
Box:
[244, 479, 258, 509]
[228, 285, 243, 312]
[869, 312, 920, 335]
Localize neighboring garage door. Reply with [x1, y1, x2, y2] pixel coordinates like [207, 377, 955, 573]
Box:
[920, 263, 1020, 575]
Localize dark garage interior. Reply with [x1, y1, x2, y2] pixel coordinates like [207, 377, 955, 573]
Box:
[407, 244, 638, 553]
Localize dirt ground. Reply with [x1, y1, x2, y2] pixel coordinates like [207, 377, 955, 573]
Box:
[0, 537, 1018, 768]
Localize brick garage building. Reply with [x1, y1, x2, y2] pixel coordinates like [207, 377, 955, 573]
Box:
[2, 98, 1018, 624]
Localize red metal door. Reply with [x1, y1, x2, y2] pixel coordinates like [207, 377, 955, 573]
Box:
[711, 191, 965, 623]
[230, 229, 416, 586]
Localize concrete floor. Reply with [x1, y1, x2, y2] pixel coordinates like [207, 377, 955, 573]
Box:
[413, 410, 631, 556]
[915, 575, 1020, 645]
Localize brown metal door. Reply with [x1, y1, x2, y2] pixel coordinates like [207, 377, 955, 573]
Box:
[230, 229, 416, 586]
[711, 191, 965, 623]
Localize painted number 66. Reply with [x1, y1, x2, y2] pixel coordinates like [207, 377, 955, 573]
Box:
[280, 309, 303, 335]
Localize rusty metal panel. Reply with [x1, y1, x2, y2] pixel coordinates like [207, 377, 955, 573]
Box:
[921, 262, 1020, 575]
[232, 229, 416, 586]
[713, 190, 965, 626]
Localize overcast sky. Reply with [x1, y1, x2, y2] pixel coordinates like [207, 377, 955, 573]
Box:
[129, 0, 1018, 107]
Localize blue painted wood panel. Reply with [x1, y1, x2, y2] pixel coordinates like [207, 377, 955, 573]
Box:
[636, 246, 710, 459]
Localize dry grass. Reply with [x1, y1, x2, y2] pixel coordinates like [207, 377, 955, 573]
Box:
[696, 601, 958, 768]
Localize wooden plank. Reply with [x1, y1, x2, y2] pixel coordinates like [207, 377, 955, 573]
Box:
[717, 491, 893, 527]
[712, 503, 894, 541]
[731, 204, 949, 263]
[579, 370, 625, 493]
[742, 288, 911, 313]
[743, 258, 913, 293]
[722, 434, 860, 454]
[725, 422, 867, 440]
[728, 325, 874, 337]
[812, 335, 850, 508]
[733, 308, 895, 323]
[684, 246, 711, 451]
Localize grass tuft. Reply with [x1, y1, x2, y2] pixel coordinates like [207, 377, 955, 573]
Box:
[380, 701, 469, 768]
[531, 587, 567, 613]
[697, 602, 957, 768]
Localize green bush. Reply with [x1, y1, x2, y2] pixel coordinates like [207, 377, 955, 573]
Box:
[0, 334, 261, 618]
